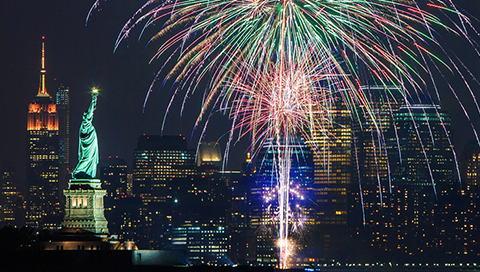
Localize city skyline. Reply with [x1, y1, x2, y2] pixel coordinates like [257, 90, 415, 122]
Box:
[2, 1, 480, 179]
[1, 1, 480, 270]
[0, 0, 251, 181]
[1, 0, 480, 263]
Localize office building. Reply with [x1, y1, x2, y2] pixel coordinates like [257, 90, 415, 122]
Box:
[101, 157, 128, 200]
[224, 170, 251, 264]
[56, 84, 70, 202]
[197, 141, 222, 167]
[0, 166, 23, 228]
[451, 143, 480, 259]
[100, 157, 129, 238]
[389, 104, 456, 186]
[165, 222, 229, 265]
[26, 37, 60, 230]
[132, 135, 196, 204]
[351, 86, 404, 256]
[251, 136, 313, 265]
[129, 135, 196, 248]
[304, 99, 352, 261]
[163, 170, 230, 265]
[381, 104, 457, 260]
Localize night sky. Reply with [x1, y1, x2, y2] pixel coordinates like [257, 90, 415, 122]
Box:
[0, 0, 246, 180]
[1, 0, 480, 182]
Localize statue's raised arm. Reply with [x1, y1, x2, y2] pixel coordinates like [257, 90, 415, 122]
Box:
[72, 89, 99, 179]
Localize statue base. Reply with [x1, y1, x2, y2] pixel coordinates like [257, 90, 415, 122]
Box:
[61, 179, 109, 234]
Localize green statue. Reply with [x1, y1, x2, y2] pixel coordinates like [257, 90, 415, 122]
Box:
[72, 89, 99, 179]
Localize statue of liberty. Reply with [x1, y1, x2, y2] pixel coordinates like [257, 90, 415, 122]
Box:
[72, 89, 99, 179]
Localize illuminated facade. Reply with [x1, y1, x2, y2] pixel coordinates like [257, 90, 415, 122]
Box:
[129, 135, 196, 248]
[166, 223, 229, 265]
[197, 142, 222, 167]
[26, 37, 61, 230]
[251, 136, 313, 265]
[0, 167, 23, 228]
[61, 179, 109, 234]
[351, 86, 404, 255]
[104, 196, 145, 244]
[465, 145, 480, 188]
[389, 104, 456, 187]
[355, 86, 403, 196]
[161, 167, 230, 261]
[132, 135, 196, 204]
[346, 101, 479, 263]
[304, 99, 352, 261]
[101, 157, 130, 239]
[378, 104, 457, 260]
[451, 143, 480, 258]
[224, 170, 251, 264]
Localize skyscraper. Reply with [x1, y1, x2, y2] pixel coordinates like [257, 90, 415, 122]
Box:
[26, 37, 60, 230]
[132, 135, 196, 204]
[163, 168, 230, 265]
[197, 141, 222, 167]
[304, 99, 352, 262]
[355, 86, 403, 194]
[383, 104, 457, 260]
[56, 84, 70, 201]
[225, 170, 251, 264]
[101, 157, 128, 200]
[389, 104, 456, 186]
[458, 143, 480, 258]
[131, 135, 196, 248]
[165, 223, 229, 265]
[0, 165, 23, 228]
[101, 157, 129, 237]
[251, 136, 313, 265]
[351, 86, 404, 256]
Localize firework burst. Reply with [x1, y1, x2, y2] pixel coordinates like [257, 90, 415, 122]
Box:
[224, 55, 338, 267]
[89, 0, 480, 268]
[89, 0, 480, 123]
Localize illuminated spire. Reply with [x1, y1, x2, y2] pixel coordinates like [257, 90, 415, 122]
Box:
[37, 36, 49, 97]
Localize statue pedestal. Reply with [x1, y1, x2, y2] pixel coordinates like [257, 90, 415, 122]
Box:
[61, 179, 109, 234]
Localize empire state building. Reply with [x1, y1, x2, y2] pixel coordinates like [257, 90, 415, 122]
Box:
[26, 37, 61, 230]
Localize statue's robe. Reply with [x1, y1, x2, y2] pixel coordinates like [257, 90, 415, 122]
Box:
[72, 95, 98, 179]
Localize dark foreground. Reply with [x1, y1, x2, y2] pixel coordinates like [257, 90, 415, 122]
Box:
[1, 251, 479, 272]
[0, 250, 274, 272]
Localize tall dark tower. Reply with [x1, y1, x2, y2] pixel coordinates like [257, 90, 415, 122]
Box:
[352, 86, 404, 254]
[389, 104, 456, 187]
[26, 37, 61, 230]
[385, 104, 457, 258]
[56, 84, 70, 209]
